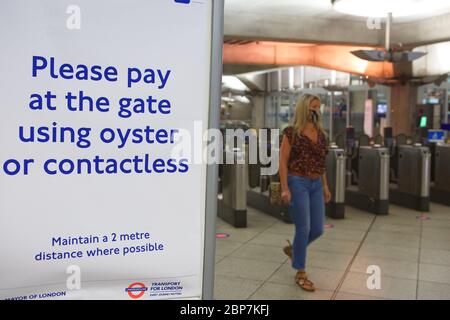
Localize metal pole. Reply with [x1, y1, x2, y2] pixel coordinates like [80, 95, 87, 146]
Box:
[330, 92, 334, 142]
[364, 87, 369, 134]
[300, 66, 305, 89]
[346, 90, 351, 128]
[443, 88, 449, 124]
[386, 86, 391, 127]
[276, 70, 282, 129]
[203, 0, 224, 300]
[385, 12, 392, 51]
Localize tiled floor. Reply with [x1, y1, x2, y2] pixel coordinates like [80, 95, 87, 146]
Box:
[213, 203, 450, 300]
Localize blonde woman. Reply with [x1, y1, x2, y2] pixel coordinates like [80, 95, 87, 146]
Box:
[279, 93, 331, 292]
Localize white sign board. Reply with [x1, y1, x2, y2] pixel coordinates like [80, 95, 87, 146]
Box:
[0, 0, 220, 300]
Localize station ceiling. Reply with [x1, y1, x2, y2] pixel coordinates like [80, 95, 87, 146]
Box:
[224, 0, 450, 46]
[225, 0, 450, 23]
[223, 0, 450, 80]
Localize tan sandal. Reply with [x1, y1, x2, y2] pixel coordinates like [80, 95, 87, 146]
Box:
[295, 271, 315, 292]
[283, 239, 293, 259]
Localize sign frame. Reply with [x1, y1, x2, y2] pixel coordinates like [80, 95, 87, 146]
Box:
[0, 0, 224, 300]
[202, 0, 224, 300]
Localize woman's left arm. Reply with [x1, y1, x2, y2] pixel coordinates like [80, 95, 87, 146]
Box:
[322, 172, 331, 203]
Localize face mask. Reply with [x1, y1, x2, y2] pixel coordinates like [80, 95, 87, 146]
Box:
[309, 110, 320, 123]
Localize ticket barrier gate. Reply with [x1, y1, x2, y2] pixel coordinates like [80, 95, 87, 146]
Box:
[346, 146, 390, 215]
[325, 146, 346, 219]
[246, 175, 292, 223]
[247, 144, 347, 222]
[431, 144, 450, 206]
[389, 144, 431, 211]
[218, 149, 247, 227]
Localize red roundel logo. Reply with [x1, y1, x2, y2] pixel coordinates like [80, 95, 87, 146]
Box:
[125, 282, 148, 299]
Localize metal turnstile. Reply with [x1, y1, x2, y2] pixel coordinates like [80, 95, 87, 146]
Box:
[246, 142, 291, 223]
[346, 146, 390, 215]
[325, 147, 346, 219]
[431, 143, 450, 206]
[218, 149, 247, 227]
[246, 174, 291, 223]
[390, 144, 431, 211]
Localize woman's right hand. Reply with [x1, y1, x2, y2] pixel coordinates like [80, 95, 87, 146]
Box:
[281, 190, 291, 204]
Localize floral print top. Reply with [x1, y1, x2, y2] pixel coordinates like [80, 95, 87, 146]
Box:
[283, 126, 329, 177]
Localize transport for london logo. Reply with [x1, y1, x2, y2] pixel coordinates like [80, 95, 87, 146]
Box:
[125, 282, 148, 299]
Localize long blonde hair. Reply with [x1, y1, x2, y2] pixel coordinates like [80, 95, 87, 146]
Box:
[292, 93, 325, 135]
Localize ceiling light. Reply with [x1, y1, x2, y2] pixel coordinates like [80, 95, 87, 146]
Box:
[351, 50, 427, 62]
[222, 76, 249, 92]
[235, 96, 250, 104]
[332, 0, 450, 18]
[221, 96, 235, 102]
[335, 1, 429, 63]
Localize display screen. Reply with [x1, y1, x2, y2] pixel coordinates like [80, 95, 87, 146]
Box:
[428, 130, 445, 141]
[420, 116, 428, 128]
[376, 103, 387, 117]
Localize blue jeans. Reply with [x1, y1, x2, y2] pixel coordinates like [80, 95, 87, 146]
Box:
[287, 175, 325, 270]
